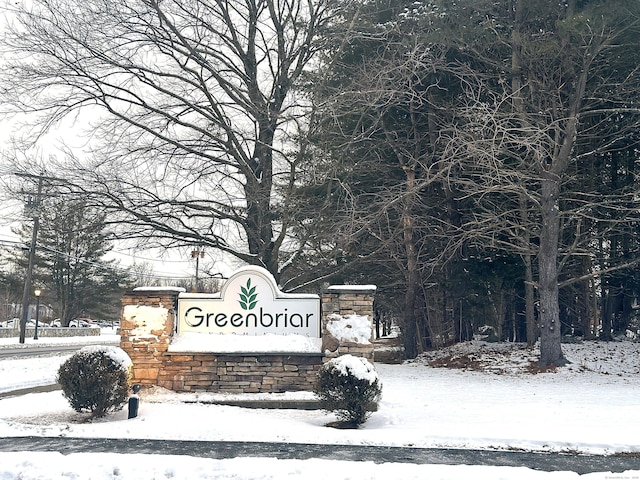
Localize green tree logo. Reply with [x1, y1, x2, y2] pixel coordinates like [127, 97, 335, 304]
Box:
[239, 278, 258, 310]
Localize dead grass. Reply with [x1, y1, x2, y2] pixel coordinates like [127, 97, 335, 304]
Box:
[427, 354, 483, 371]
[414, 339, 640, 376]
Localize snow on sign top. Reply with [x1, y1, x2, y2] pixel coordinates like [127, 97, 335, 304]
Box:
[176, 266, 321, 338]
[326, 285, 377, 292]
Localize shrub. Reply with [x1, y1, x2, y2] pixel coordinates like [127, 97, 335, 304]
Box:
[314, 354, 382, 427]
[57, 346, 132, 418]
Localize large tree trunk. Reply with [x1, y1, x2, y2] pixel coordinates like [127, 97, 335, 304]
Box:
[538, 176, 567, 366]
[402, 166, 420, 359]
[534, 0, 593, 364]
[244, 149, 277, 279]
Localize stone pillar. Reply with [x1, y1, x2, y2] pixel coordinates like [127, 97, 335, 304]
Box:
[322, 285, 377, 361]
[120, 287, 183, 386]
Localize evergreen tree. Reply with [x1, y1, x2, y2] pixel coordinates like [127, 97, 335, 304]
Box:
[0, 260, 24, 322]
[438, 0, 640, 364]
[305, 0, 640, 364]
[13, 199, 132, 325]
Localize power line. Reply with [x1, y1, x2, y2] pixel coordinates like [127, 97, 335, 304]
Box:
[108, 248, 191, 263]
[1, 236, 198, 281]
[0, 239, 23, 247]
[36, 244, 196, 280]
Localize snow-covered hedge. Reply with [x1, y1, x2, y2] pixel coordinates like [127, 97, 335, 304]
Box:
[314, 354, 382, 427]
[57, 345, 132, 418]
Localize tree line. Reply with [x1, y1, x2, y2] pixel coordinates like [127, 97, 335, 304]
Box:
[0, 198, 129, 326]
[0, 199, 221, 326]
[1, 0, 639, 364]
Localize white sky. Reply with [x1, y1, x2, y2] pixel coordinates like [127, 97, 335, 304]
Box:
[0, 107, 229, 285]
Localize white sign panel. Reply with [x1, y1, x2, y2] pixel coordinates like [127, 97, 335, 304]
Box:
[177, 266, 320, 337]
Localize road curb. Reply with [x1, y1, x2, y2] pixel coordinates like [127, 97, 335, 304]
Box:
[0, 384, 61, 399]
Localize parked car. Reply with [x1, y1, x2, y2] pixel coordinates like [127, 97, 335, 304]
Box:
[69, 319, 89, 328]
[0, 319, 11, 328]
[69, 318, 99, 328]
[94, 319, 119, 328]
[0, 318, 38, 328]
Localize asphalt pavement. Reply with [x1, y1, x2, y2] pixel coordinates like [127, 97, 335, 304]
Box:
[0, 436, 638, 473]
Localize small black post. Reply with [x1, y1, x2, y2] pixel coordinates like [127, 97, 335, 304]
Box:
[33, 289, 41, 340]
[128, 384, 141, 419]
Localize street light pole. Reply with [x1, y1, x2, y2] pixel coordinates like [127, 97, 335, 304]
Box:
[33, 289, 41, 340]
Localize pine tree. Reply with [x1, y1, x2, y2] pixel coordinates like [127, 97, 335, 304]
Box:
[13, 199, 132, 325]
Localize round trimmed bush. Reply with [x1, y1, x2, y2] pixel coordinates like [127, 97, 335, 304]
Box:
[314, 354, 382, 427]
[57, 346, 132, 418]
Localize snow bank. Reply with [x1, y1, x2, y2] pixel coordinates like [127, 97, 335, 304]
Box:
[326, 314, 371, 344]
[122, 305, 168, 340]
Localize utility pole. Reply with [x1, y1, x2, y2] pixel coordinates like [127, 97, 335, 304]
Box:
[191, 246, 205, 292]
[17, 174, 43, 343]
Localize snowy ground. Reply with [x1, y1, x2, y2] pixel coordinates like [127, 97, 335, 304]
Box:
[1, 332, 639, 479]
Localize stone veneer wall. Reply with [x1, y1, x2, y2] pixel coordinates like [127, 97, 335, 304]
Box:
[157, 353, 321, 393]
[120, 285, 376, 394]
[321, 285, 377, 361]
[120, 288, 178, 387]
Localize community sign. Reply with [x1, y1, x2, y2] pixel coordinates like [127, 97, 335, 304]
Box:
[177, 266, 321, 337]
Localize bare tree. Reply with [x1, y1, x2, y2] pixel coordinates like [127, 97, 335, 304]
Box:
[1, 0, 332, 282]
[443, 0, 640, 366]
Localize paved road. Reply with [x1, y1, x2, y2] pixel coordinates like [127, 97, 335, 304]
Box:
[0, 340, 119, 359]
[0, 436, 638, 474]
[0, 384, 61, 399]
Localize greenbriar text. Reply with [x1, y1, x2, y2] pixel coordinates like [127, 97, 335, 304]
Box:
[184, 306, 315, 330]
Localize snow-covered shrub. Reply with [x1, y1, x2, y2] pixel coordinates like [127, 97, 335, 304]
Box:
[57, 346, 132, 418]
[314, 354, 382, 427]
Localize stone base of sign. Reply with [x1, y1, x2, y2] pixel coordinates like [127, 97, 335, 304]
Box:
[157, 353, 321, 393]
[120, 283, 376, 394]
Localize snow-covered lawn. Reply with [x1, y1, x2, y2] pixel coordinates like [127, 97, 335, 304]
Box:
[1, 334, 639, 479]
